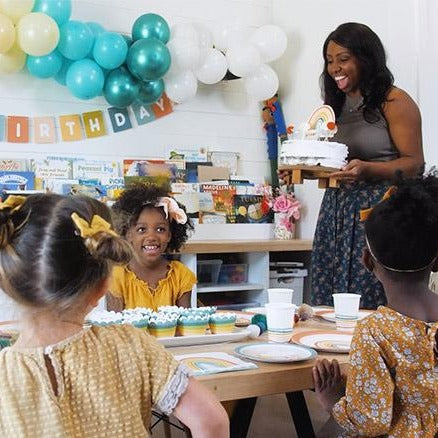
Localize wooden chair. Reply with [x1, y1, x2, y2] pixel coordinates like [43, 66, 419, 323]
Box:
[150, 410, 192, 437]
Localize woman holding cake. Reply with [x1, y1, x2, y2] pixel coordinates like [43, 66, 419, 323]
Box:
[311, 22, 424, 309]
[107, 184, 196, 311]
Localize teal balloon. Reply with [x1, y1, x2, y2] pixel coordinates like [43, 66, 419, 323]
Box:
[127, 39, 170, 81]
[32, 0, 71, 25]
[121, 34, 133, 48]
[86, 22, 105, 38]
[104, 67, 140, 108]
[58, 21, 94, 61]
[137, 79, 164, 104]
[93, 32, 128, 69]
[66, 59, 104, 100]
[54, 56, 73, 85]
[27, 50, 63, 78]
[132, 13, 170, 43]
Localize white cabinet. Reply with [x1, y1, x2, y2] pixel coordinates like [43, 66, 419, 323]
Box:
[180, 239, 312, 309]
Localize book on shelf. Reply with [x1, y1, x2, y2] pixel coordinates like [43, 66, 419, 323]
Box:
[0, 171, 35, 191]
[233, 194, 271, 223]
[199, 183, 236, 223]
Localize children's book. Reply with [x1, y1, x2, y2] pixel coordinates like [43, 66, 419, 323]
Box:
[199, 183, 236, 223]
[123, 159, 185, 183]
[72, 160, 120, 180]
[233, 195, 271, 223]
[167, 147, 208, 162]
[0, 159, 28, 172]
[0, 171, 35, 191]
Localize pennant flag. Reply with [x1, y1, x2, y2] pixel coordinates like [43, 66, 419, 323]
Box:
[82, 111, 106, 138]
[0, 116, 4, 141]
[152, 93, 173, 118]
[131, 102, 156, 126]
[34, 117, 56, 143]
[7, 116, 29, 143]
[108, 107, 132, 132]
[59, 115, 83, 141]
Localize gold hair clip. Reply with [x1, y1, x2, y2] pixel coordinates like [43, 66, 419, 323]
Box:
[0, 195, 27, 213]
[359, 186, 396, 222]
[71, 213, 118, 239]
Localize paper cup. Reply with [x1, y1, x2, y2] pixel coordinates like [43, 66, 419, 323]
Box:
[332, 293, 361, 332]
[265, 302, 296, 343]
[268, 288, 294, 304]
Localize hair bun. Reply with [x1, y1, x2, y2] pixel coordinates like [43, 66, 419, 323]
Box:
[0, 212, 15, 250]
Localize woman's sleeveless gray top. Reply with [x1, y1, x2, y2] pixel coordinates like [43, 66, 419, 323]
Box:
[333, 96, 399, 162]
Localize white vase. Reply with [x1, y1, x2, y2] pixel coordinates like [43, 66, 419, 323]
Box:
[274, 212, 294, 240]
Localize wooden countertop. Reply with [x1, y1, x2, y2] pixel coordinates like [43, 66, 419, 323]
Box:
[180, 239, 313, 254]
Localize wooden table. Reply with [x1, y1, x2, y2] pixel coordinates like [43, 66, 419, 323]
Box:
[167, 316, 350, 437]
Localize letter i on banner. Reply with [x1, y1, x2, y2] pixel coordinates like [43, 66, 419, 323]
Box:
[108, 107, 132, 132]
[59, 114, 83, 141]
[7, 116, 29, 143]
[0, 116, 4, 141]
[82, 111, 106, 138]
[34, 117, 56, 143]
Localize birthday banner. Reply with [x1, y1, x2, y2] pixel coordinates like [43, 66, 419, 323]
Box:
[0, 94, 173, 144]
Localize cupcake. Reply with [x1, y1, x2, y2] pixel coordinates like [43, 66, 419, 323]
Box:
[148, 312, 178, 338]
[123, 313, 149, 331]
[209, 312, 237, 334]
[176, 313, 209, 336]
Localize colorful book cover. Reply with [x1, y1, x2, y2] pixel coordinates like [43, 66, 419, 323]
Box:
[186, 162, 212, 183]
[167, 147, 208, 162]
[123, 159, 185, 183]
[35, 178, 78, 193]
[0, 159, 28, 172]
[72, 160, 120, 180]
[32, 157, 73, 179]
[0, 171, 35, 191]
[233, 194, 271, 223]
[199, 183, 236, 223]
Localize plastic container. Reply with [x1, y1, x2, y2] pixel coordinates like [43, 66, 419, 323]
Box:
[269, 267, 308, 306]
[197, 259, 222, 285]
[218, 263, 248, 284]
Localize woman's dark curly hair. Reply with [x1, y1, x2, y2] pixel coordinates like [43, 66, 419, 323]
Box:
[365, 170, 438, 273]
[320, 22, 394, 122]
[112, 184, 193, 252]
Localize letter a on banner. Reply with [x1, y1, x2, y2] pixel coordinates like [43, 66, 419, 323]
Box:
[82, 110, 106, 138]
[7, 116, 29, 143]
[108, 107, 132, 132]
[131, 101, 156, 125]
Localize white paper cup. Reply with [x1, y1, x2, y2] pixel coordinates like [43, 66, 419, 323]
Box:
[332, 293, 361, 332]
[268, 288, 294, 304]
[265, 302, 296, 342]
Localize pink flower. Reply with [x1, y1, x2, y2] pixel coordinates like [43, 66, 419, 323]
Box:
[273, 194, 293, 213]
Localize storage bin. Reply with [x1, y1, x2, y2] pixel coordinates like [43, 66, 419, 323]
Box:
[218, 263, 248, 284]
[269, 268, 308, 306]
[197, 259, 222, 284]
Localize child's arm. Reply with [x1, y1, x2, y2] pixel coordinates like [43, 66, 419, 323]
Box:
[106, 293, 124, 311]
[176, 290, 191, 308]
[172, 377, 229, 438]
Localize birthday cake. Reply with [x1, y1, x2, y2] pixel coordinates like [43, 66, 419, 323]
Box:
[280, 105, 348, 169]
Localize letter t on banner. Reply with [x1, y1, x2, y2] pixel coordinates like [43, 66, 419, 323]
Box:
[59, 115, 83, 141]
[107, 107, 132, 132]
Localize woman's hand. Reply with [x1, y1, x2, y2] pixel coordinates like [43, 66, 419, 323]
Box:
[312, 358, 346, 414]
[329, 159, 370, 182]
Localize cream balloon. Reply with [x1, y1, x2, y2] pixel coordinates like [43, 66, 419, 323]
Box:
[167, 37, 201, 72]
[0, 0, 34, 24]
[249, 25, 287, 63]
[194, 48, 227, 84]
[164, 69, 198, 103]
[0, 42, 26, 73]
[243, 63, 279, 101]
[170, 23, 199, 45]
[17, 12, 59, 56]
[193, 23, 213, 49]
[0, 12, 15, 53]
[213, 23, 250, 51]
[226, 42, 261, 78]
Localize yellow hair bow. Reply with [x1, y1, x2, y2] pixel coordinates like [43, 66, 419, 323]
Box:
[359, 186, 396, 222]
[71, 213, 118, 239]
[0, 195, 27, 213]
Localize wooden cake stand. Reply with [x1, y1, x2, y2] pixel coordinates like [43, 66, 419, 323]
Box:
[278, 165, 341, 188]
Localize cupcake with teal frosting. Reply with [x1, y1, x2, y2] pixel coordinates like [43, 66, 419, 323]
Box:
[148, 312, 178, 338]
[209, 312, 236, 334]
[176, 313, 210, 336]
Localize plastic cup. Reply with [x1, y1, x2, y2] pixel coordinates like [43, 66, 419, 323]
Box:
[265, 302, 297, 343]
[268, 288, 294, 304]
[332, 293, 361, 332]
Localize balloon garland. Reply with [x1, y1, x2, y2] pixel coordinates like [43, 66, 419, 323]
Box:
[0, 0, 287, 107]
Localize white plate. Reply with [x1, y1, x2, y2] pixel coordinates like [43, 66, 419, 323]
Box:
[157, 328, 251, 347]
[235, 342, 317, 363]
[316, 310, 372, 323]
[291, 330, 352, 353]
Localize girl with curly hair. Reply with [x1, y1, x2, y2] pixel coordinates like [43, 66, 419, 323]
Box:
[107, 184, 195, 311]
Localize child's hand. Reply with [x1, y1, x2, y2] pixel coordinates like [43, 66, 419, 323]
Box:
[312, 358, 346, 415]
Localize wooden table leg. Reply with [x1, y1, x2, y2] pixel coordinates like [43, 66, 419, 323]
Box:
[286, 391, 316, 438]
[230, 397, 257, 438]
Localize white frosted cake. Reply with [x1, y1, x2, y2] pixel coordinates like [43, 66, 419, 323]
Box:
[280, 105, 348, 169]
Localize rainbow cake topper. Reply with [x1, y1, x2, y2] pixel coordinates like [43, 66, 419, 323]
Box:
[307, 105, 336, 130]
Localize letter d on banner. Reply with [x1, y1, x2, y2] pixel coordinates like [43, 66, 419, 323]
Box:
[108, 107, 132, 132]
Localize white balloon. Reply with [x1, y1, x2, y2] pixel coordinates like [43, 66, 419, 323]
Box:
[164, 69, 198, 103]
[226, 42, 261, 78]
[250, 25, 287, 63]
[193, 22, 213, 49]
[194, 48, 227, 84]
[213, 23, 250, 51]
[243, 63, 279, 101]
[167, 37, 200, 72]
[170, 23, 199, 45]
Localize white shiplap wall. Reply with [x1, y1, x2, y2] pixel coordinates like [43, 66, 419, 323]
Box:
[0, 0, 274, 180]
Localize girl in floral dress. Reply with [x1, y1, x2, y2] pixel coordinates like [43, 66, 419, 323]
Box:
[313, 172, 438, 437]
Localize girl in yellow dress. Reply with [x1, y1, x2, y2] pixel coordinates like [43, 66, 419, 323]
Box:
[0, 194, 228, 437]
[313, 172, 438, 437]
[107, 184, 196, 311]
